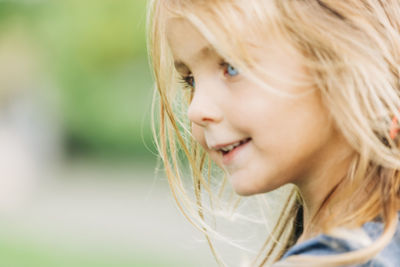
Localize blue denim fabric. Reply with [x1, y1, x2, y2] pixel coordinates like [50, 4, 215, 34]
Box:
[281, 214, 400, 266]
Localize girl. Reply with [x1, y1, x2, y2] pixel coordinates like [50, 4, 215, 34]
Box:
[147, 0, 400, 266]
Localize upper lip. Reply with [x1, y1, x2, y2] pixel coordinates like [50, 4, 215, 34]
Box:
[209, 138, 250, 151]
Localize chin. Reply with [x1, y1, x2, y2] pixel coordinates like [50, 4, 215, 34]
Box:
[230, 173, 282, 196]
[230, 178, 264, 196]
[233, 187, 255, 196]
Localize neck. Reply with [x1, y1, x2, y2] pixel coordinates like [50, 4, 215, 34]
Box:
[296, 137, 354, 242]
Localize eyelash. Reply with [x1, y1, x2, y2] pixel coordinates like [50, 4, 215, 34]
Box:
[179, 62, 239, 91]
[178, 75, 195, 91]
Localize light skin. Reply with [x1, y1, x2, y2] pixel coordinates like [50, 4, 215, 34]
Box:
[166, 18, 354, 237]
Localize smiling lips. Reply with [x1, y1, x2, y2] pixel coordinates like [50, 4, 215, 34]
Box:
[211, 137, 252, 155]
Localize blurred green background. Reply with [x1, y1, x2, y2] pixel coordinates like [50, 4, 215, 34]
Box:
[0, 1, 214, 267]
[0, 0, 154, 160]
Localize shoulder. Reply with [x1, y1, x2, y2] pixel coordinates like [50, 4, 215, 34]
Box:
[280, 217, 400, 266]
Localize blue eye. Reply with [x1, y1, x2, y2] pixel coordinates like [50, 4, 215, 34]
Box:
[225, 63, 239, 77]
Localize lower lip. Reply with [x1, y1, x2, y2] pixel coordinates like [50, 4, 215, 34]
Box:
[222, 139, 251, 165]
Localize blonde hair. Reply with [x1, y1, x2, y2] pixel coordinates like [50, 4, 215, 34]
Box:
[147, 0, 400, 266]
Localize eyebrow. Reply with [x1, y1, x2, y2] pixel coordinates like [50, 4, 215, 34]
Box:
[174, 61, 188, 72]
[174, 45, 217, 72]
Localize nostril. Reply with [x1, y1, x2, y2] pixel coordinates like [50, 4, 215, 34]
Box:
[187, 106, 208, 127]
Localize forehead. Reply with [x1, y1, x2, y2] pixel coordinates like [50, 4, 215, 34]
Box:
[166, 18, 217, 69]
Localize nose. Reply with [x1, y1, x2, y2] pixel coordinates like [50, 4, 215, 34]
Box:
[187, 83, 223, 127]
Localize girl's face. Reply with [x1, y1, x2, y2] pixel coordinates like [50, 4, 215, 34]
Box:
[167, 18, 346, 196]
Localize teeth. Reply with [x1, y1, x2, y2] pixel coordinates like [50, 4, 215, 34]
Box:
[220, 141, 241, 152]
